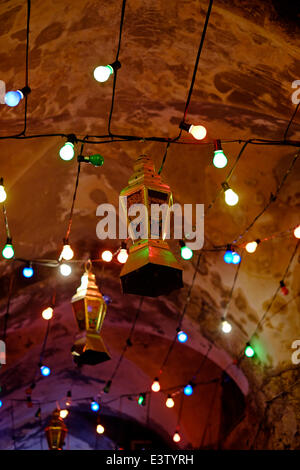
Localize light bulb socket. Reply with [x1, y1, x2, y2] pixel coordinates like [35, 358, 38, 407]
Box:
[110, 60, 121, 72]
[67, 390, 72, 397]
[179, 121, 191, 132]
[255, 239, 261, 245]
[0, 177, 3, 186]
[213, 139, 222, 151]
[121, 241, 127, 250]
[179, 240, 185, 248]
[63, 237, 69, 245]
[66, 134, 77, 145]
[279, 280, 285, 288]
[5, 237, 12, 245]
[221, 181, 230, 192]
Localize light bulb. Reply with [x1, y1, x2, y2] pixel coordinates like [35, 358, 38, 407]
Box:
[213, 150, 228, 168]
[224, 250, 233, 264]
[138, 393, 146, 406]
[177, 330, 188, 343]
[183, 384, 193, 396]
[91, 401, 100, 412]
[60, 263, 72, 276]
[231, 252, 241, 264]
[180, 245, 193, 260]
[117, 248, 128, 264]
[93, 65, 114, 83]
[166, 395, 175, 408]
[173, 431, 181, 443]
[0, 182, 7, 203]
[59, 142, 75, 161]
[224, 188, 239, 206]
[294, 225, 300, 239]
[151, 378, 160, 392]
[96, 424, 105, 434]
[101, 250, 113, 262]
[42, 307, 53, 320]
[23, 264, 34, 278]
[245, 241, 258, 253]
[60, 409, 69, 419]
[189, 125, 207, 140]
[61, 243, 74, 261]
[244, 344, 255, 358]
[221, 319, 232, 334]
[4, 90, 23, 107]
[40, 365, 51, 376]
[2, 242, 14, 259]
[0, 400, 2, 408]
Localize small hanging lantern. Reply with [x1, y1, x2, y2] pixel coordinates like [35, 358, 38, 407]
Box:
[71, 260, 110, 365]
[119, 154, 183, 297]
[45, 409, 68, 450]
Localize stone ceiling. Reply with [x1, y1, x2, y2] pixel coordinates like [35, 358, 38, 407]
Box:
[0, 0, 299, 450]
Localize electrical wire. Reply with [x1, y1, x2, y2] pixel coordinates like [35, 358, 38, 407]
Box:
[283, 102, 300, 141]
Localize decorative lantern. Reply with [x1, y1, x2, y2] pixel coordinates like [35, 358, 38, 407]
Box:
[71, 261, 110, 365]
[119, 154, 183, 297]
[45, 409, 68, 450]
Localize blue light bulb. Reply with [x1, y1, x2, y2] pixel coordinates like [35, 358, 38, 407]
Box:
[224, 250, 233, 264]
[0, 400, 2, 408]
[5, 90, 22, 107]
[183, 384, 193, 396]
[23, 266, 34, 278]
[91, 401, 100, 412]
[177, 330, 188, 343]
[40, 365, 51, 377]
[232, 252, 241, 264]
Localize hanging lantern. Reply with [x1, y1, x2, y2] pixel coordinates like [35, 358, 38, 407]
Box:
[119, 154, 183, 297]
[71, 260, 110, 365]
[45, 409, 68, 450]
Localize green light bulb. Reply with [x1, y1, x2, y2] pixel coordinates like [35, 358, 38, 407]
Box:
[89, 154, 104, 167]
[2, 243, 14, 259]
[181, 245, 193, 260]
[245, 344, 255, 358]
[138, 394, 146, 406]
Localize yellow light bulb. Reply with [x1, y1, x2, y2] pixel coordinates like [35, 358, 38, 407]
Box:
[0, 185, 7, 203]
[173, 431, 181, 443]
[224, 188, 239, 206]
[245, 241, 258, 253]
[151, 378, 160, 392]
[294, 225, 300, 239]
[189, 125, 207, 140]
[60, 409, 69, 419]
[61, 244, 74, 260]
[42, 307, 53, 320]
[96, 424, 105, 434]
[117, 248, 128, 264]
[166, 396, 175, 408]
[101, 250, 113, 262]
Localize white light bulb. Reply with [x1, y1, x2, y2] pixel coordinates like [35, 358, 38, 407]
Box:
[117, 248, 128, 264]
[60, 263, 72, 276]
[59, 142, 74, 161]
[151, 379, 160, 392]
[221, 320, 232, 334]
[42, 307, 53, 320]
[245, 241, 258, 253]
[224, 188, 239, 206]
[61, 244, 74, 260]
[213, 150, 228, 169]
[60, 409, 69, 419]
[166, 396, 175, 408]
[173, 432, 181, 443]
[93, 65, 113, 83]
[0, 185, 7, 203]
[189, 125, 207, 140]
[96, 424, 105, 434]
[101, 250, 113, 262]
[294, 225, 300, 239]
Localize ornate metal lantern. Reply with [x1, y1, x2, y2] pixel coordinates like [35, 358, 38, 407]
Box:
[45, 409, 68, 450]
[119, 154, 183, 297]
[71, 261, 110, 365]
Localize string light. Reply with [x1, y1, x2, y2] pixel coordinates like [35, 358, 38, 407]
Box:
[101, 250, 113, 262]
[96, 423, 105, 434]
[90, 400, 100, 412]
[0, 400, 2, 408]
[179, 121, 207, 140]
[151, 378, 160, 392]
[137, 393, 146, 406]
[177, 330, 188, 343]
[59, 263, 72, 276]
[224, 249, 233, 264]
[42, 306, 53, 320]
[60, 409, 69, 419]
[245, 240, 260, 253]
[222, 182, 239, 206]
[4, 86, 31, 107]
[166, 395, 175, 408]
[65, 391, 72, 407]
[78, 154, 104, 167]
[60, 239, 74, 261]
[173, 431, 181, 443]
[221, 319, 232, 334]
[2, 238, 14, 259]
[280, 280, 289, 296]
[22, 263, 34, 278]
[294, 225, 300, 239]
[183, 383, 193, 396]
[0, 178, 7, 203]
[231, 252, 241, 265]
[59, 135, 77, 161]
[179, 240, 193, 260]
[244, 343, 255, 358]
[103, 380, 112, 394]
[93, 60, 121, 83]
[213, 140, 228, 168]
[117, 243, 128, 264]
[40, 365, 51, 376]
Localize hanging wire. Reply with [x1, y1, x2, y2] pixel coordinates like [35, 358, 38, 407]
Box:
[64, 162, 81, 241]
[223, 256, 243, 319]
[283, 102, 300, 141]
[2, 268, 15, 342]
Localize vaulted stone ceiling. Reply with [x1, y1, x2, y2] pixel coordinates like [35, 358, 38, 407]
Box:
[0, 0, 299, 450]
